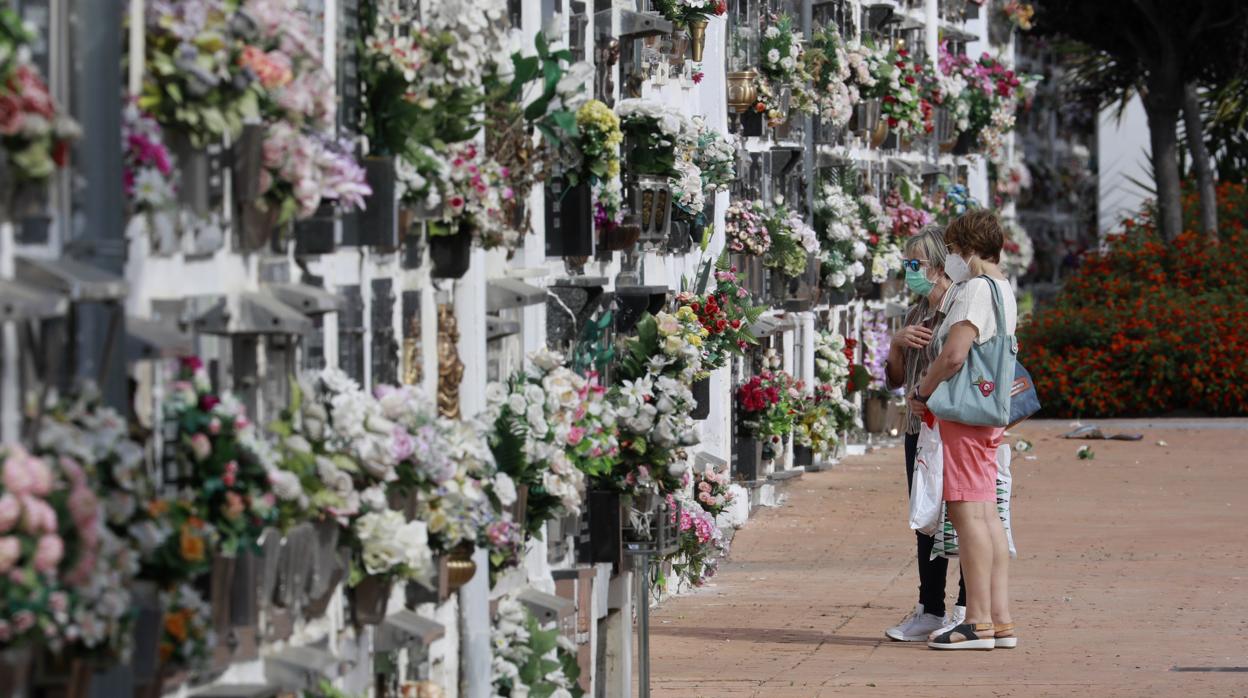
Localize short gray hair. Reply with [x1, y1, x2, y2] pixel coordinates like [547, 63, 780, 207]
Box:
[904, 225, 947, 271]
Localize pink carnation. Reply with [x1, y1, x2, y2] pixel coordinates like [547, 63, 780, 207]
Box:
[190, 432, 212, 462]
[0, 536, 19, 574]
[20, 495, 57, 535]
[33, 534, 64, 575]
[68, 487, 99, 528]
[0, 493, 19, 533]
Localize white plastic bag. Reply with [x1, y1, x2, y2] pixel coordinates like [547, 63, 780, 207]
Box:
[996, 443, 1017, 558]
[909, 420, 943, 535]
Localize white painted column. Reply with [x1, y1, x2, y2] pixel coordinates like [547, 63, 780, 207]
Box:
[799, 312, 815, 387]
[924, 0, 939, 61]
[454, 246, 490, 698]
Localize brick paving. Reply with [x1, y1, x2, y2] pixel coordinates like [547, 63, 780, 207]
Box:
[644, 420, 1248, 697]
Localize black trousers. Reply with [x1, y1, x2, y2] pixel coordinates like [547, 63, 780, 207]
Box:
[904, 430, 966, 616]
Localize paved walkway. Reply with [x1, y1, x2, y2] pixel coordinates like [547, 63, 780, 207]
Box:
[645, 420, 1248, 697]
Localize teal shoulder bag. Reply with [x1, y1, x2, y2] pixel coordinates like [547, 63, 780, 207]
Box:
[927, 276, 1017, 427]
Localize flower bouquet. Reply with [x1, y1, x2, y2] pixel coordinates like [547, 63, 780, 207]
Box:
[763, 201, 819, 279]
[1002, 218, 1034, 278]
[0, 10, 79, 193]
[884, 178, 935, 249]
[1002, 1, 1035, 31]
[759, 13, 816, 118]
[163, 358, 279, 557]
[490, 595, 583, 698]
[793, 393, 839, 456]
[609, 309, 707, 495]
[735, 371, 797, 441]
[373, 383, 522, 574]
[725, 200, 771, 256]
[236, 0, 369, 230]
[691, 460, 733, 517]
[692, 117, 735, 195]
[936, 45, 1036, 161]
[865, 46, 934, 137]
[616, 98, 688, 178]
[676, 255, 764, 372]
[815, 330, 851, 386]
[123, 103, 179, 228]
[651, 0, 727, 26]
[360, 1, 517, 252]
[574, 99, 624, 234]
[30, 389, 151, 656]
[139, 0, 260, 147]
[671, 157, 705, 222]
[805, 25, 858, 130]
[813, 177, 870, 292]
[157, 583, 214, 669]
[0, 446, 84, 650]
[667, 491, 727, 589]
[274, 371, 440, 589]
[489, 32, 600, 254]
[483, 347, 593, 539]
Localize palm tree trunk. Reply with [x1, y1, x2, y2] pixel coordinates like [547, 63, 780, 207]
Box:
[1142, 90, 1184, 242]
[1182, 82, 1218, 239]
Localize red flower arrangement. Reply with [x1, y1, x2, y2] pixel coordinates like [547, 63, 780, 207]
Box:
[736, 371, 799, 437]
[676, 261, 764, 371]
[1021, 181, 1248, 417]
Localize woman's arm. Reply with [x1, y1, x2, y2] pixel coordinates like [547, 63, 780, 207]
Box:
[885, 324, 933, 390]
[908, 321, 977, 417]
[885, 340, 906, 390]
[917, 321, 977, 397]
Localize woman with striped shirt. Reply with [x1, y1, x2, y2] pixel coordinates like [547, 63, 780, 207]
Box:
[882, 225, 967, 642]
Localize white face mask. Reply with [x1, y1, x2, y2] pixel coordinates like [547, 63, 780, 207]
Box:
[945, 253, 972, 283]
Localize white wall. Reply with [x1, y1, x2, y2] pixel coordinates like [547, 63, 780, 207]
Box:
[1097, 94, 1152, 237]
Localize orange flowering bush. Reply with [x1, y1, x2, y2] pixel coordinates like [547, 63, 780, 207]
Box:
[1021, 182, 1248, 416]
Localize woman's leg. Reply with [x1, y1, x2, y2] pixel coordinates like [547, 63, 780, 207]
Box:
[947, 500, 994, 625]
[987, 509, 1012, 627]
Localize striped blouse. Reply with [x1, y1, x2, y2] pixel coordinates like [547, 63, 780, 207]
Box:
[896, 296, 947, 435]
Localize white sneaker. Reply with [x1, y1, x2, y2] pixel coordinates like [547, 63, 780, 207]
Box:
[885, 604, 947, 642]
[927, 605, 967, 641]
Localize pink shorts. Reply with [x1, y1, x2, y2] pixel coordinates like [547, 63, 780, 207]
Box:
[940, 418, 1003, 502]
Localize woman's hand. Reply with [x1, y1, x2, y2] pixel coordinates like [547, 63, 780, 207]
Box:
[909, 396, 928, 417]
[894, 325, 934, 350]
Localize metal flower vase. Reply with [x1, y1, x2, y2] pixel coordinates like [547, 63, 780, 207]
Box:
[690, 377, 710, 420]
[446, 544, 478, 591]
[726, 71, 758, 113]
[633, 175, 672, 249]
[0, 646, 32, 698]
[854, 98, 882, 140]
[688, 18, 709, 61]
[934, 106, 957, 151]
[429, 221, 473, 279]
[351, 575, 393, 626]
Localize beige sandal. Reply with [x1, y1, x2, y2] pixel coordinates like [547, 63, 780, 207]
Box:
[994, 622, 1018, 649]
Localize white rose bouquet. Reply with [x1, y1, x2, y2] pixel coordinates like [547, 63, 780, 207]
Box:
[484, 347, 590, 538]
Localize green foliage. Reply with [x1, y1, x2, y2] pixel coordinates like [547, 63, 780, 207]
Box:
[569, 309, 615, 376]
[619, 313, 660, 381]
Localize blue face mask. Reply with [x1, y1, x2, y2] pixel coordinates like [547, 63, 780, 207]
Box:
[905, 268, 934, 296]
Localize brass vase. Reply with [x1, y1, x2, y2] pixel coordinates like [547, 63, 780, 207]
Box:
[869, 120, 890, 149]
[688, 18, 708, 61]
[446, 544, 477, 591]
[726, 71, 757, 113]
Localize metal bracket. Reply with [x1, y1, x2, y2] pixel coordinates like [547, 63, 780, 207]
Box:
[516, 588, 575, 626]
[594, 8, 672, 39]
